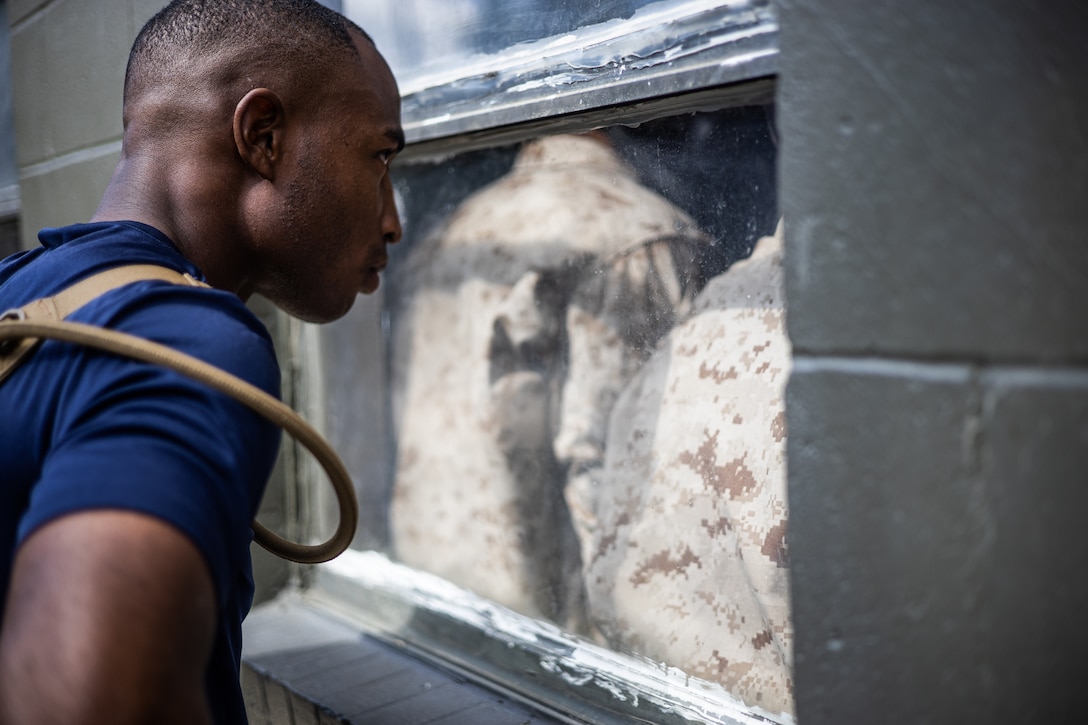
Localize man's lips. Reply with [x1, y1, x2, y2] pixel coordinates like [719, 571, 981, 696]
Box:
[367, 253, 388, 274]
[360, 255, 388, 293]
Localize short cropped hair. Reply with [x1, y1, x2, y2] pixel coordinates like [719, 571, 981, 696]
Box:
[125, 0, 371, 101]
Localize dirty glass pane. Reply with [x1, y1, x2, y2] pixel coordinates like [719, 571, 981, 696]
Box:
[344, 0, 701, 84]
[315, 103, 791, 717]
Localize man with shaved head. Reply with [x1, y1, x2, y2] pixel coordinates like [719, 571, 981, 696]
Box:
[0, 1, 402, 722]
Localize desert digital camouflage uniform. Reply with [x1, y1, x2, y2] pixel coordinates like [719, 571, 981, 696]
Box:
[389, 133, 705, 629]
[583, 225, 794, 719]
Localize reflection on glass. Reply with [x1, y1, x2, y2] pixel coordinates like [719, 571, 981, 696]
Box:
[343, 0, 725, 84]
[390, 132, 707, 629]
[324, 106, 791, 717]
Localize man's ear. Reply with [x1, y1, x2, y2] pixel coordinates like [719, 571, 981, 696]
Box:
[233, 88, 286, 181]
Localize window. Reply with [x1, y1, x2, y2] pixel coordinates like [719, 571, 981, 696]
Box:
[294, 1, 790, 722]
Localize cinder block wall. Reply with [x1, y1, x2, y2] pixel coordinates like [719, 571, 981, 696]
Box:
[7, 0, 160, 249]
[1, 1, 22, 255]
[778, 0, 1088, 722]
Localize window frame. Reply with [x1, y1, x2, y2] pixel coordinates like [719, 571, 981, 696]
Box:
[395, 0, 778, 161]
[291, 2, 786, 723]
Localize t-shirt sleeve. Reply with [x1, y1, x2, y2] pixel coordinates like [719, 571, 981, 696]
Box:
[15, 282, 282, 608]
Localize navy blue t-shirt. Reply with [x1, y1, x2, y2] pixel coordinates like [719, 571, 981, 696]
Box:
[0, 221, 281, 723]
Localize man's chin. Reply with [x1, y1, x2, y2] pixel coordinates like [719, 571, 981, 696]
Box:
[277, 293, 357, 324]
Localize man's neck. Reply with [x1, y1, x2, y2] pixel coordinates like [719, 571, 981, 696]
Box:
[92, 155, 253, 300]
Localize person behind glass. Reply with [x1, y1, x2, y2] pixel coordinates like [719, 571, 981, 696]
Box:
[0, 1, 402, 723]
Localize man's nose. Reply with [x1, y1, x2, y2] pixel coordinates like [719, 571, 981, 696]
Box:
[382, 177, 403, 245]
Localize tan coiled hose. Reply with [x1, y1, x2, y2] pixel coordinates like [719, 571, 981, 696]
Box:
[0, 267, 358, 564]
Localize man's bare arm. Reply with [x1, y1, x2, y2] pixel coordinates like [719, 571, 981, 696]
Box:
[0, 510, 217, 725]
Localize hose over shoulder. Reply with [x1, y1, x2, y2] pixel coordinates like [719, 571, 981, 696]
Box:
[0, 318, 358, 564]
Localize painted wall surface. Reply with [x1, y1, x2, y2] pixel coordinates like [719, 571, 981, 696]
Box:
[7, 0, 161, 248]
[778, 0, 1088, 722]
[1, 1, 21, 257]
[0, 1, 16, 195]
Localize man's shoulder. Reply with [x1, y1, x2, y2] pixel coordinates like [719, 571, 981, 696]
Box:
[2, 220, 279, 392]
[78, 279, 280, 394]
[1, 221, 195, 304]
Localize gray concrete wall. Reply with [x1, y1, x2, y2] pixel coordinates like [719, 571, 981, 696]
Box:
[1, 1, 18, 197]
[7, 0, 161, 249]
[778, 0, 1088, 722]
[1, 1, 20, 257]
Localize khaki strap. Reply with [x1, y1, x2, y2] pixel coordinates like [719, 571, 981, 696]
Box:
[49, 263, 208, 318]
[0, 265, 207, 385]
[0, 265, 357, 564]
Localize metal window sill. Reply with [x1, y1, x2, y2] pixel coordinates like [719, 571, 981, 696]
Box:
[242, 594, 569, 725]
